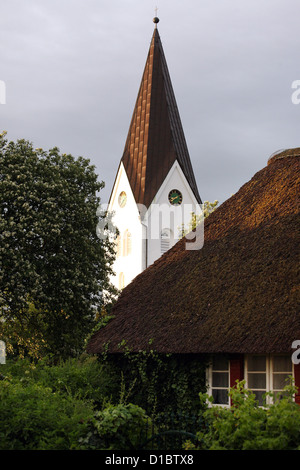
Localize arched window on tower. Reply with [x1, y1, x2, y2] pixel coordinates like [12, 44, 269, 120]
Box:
[123, 230, 132, 256]
[161, 229, 172, 254]
[115, 235, 121, 257]
[119, 272, 125, 289]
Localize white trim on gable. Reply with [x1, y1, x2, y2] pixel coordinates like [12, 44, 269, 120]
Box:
[144, 160, 202, 267]
[109, 162, 135, 214]
[148, 160, 200, 210]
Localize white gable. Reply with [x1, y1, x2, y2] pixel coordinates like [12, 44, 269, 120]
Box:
[144, 160, 202, 267]
[107, 160, 201, 289]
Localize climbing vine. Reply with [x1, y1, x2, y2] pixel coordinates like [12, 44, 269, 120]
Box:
[99, 349, 208, 416]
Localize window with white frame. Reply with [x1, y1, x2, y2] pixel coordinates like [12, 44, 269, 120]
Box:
[209, 356, 230, 406]
[272, 355, 293, 400]
[246, 355, 293, 405]
[246, 355, 267, 406]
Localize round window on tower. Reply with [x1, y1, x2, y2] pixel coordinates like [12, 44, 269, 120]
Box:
[118, 191, 127, 208]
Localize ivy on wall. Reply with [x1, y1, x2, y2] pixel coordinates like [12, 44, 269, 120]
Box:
[100, 348, 208, 416]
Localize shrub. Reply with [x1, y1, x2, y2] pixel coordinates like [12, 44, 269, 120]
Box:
[80, 403, 151, 450]
[0, 375, 94, 450]
[2, 355, 119, 407]
[0, 357, 151, 450]
[194, 380, 300, 450]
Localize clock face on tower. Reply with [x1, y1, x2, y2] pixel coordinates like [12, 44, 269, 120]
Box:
[168, 189, 183, 206]
[118, 191, 127, 208]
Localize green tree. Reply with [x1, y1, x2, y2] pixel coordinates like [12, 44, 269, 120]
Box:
[180, 200, 218, 238]
[0, 132, 117, 358]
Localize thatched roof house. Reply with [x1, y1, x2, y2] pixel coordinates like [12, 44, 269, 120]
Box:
[88, 150, 300, 405]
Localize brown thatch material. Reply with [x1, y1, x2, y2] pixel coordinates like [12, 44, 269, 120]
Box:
[87, 152, 300, 355]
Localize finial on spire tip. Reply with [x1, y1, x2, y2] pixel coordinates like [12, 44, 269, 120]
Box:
[153, 6, 159, 27]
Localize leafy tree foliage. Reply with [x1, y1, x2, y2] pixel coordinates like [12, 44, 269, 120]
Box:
[0, 132, 117, 358]
[180, 200, 218, 238]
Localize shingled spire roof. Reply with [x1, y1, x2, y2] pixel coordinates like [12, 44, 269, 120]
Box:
[120, 23, 201, 208]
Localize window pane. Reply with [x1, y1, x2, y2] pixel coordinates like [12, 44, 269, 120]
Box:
[273, 373, 291, 390]
[273, 390, 289, 401]
[212, 372, 228, 388]
[247, 355, 266, 372]
[248, 372, 266, 389]
[273, 356, 292, 372]
[213, 356, 228, 371]
[161, 239, 169, 254]
[212, 389, 228, 405]
[252, 390, 266, 406]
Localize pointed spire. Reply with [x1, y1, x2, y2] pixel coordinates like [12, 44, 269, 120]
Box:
[120, 23, 201, 208]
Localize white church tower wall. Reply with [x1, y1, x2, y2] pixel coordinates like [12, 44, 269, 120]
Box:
[108, 163, 145, 290]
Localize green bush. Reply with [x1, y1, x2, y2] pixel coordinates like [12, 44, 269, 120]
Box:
[0, 375, 94, 449]
[84, 403, 151, 450]
[194, 380, 300, 450]
[2, 355, 119, 406]
[0, 357, 150, 450]
[4, 358, 300, 450]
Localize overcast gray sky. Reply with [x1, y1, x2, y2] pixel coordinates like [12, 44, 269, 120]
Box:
[1, 0, 299, 206]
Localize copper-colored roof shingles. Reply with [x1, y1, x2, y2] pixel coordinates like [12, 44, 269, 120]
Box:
[87, 152, 300, 355]
[120, 27, 201, 208]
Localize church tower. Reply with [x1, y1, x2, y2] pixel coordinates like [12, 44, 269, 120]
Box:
[108, 18, 201, 290]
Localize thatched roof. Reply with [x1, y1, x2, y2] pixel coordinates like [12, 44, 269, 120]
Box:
[87, 151, 300, 355]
